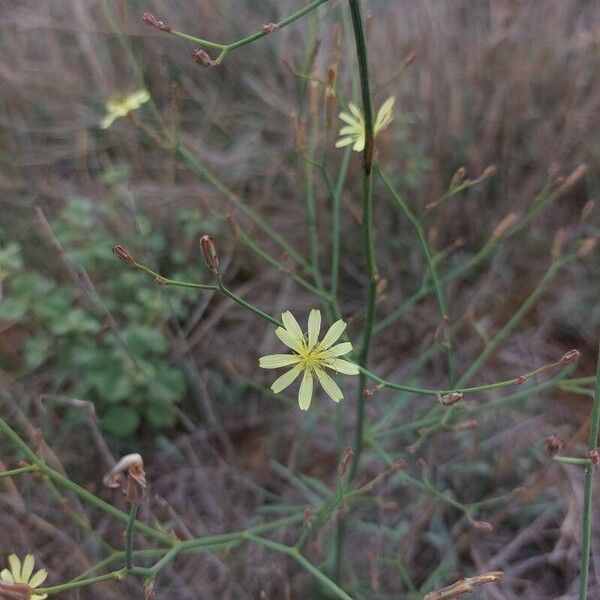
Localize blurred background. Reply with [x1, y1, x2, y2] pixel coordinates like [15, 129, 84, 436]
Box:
[1, 0, 599, 598]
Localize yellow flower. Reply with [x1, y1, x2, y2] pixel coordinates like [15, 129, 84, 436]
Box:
[100, 89, 150, 129]
[259, 309, 359, 410]
[1, 554, 48, 600]
[335, 96, 395, 152]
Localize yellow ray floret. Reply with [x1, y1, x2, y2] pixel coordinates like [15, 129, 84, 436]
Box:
[259, 309, 359, 410]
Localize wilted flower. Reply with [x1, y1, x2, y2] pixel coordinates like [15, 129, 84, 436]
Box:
[100, 89, 150, 129]
[103, 453, 147, 503]
[335, 96, 395, 152]
[0, 555, 48, 600]
[259, 310, 359, 410]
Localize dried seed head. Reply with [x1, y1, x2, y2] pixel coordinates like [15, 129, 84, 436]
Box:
[303, 508, 313, 528]
[489, 212, 519, 243]
[551, 228, 568, 261]
[199, 235, 219, 273]
[260, 23, 278, 34]
[544, 434, 564, 457]
[439, 391, 464, 406]
[558, 349, 581, 365]
[142, 12, 171, 33]
[449, 166, 467, 190]
[559, 163, 587, 192]
[338, 447, 354, 478]
[470, 519, 494, 533]
[144, 577, 156, 599]
[577, 237, 598, 258]
[580, 200, 594, 222]
[589, 450, 600, 465]
[192, 48, 215, 67]
[103, 453, 147, 503]
[424, 571, 503, 600]
[0, 581, 33, 599]
[113, 244, 137, 267]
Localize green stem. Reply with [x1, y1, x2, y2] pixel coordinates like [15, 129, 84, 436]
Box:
[170, 0, 330, 56]
[129, 260, 282, 327]
[579, 337, 600, 600]
[329, 147, 352, 303]
[0, 465, 37, 479]
[37, 571, 126, 595]
[377, 162, 454, 384]
[0, 417, 174, 546]
[554, 456, 593, 466]
[335, 0, 375, 583]
[245, 534, 355, 600]
[125, 503, 139, 571]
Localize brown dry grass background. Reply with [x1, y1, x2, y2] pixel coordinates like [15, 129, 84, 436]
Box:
[1, 1, 600, 598]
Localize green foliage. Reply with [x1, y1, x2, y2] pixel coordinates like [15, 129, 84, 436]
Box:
[0, 197, 219, 437]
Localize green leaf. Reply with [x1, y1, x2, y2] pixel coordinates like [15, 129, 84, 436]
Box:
[0, 297, 27, 321]
[24, 336, 53, 370]
[123, 326, 169, 356]
[154, 367, 186, 402]
[102, 406, 140, 437]
[145, 402, 176, 428]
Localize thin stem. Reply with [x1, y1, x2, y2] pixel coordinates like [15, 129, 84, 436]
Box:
[329, 147, 352, 303]
[37, 571, 126, 595]
[0, 417, 174, 546]
[245, 534, 355, 600]
[335, 0, 375, 583]
[554, 456, 593, 466]
[126, 258, 283, 328]
[578, 337, 600, 600]
[0, 464, 37, 479]
[377, 162, 454, 384]
[125, 503, 139, 571]
[169, 0, 331, 56]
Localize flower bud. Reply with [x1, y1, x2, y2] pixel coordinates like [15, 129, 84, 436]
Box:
[449, 166, 467, 190]
[489, 212, 519, 243]
[589, 450, 600, 465]
[544, 435, 563, 457]
[200, 235, 219, 273]
[470, 519, 494, 533]
[558, 349, 580, 365]
[260, 23, 277, 34]
[514, 375, 527, 385]
[192, 48, 214, 67]
[338, 447, 354, 478]
[113, 244, 137, 267]
[142, 12, 171, 33]
[439, 391, 463, 406]
[577, 237, 598, 259]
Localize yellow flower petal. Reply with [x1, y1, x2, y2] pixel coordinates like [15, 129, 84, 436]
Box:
[327, 358, 359, 375]
[298, 371, 313, 410]
[335, 136, 355, 148]
[315, 368, 343, 402]
[318, 320, 347, 350]
[28, 568, 48, 589]
[0, 568, 14, 583]
[271, 363, 303, 394]
[275, 326, 304, 353]
[307, 309, 321, 350]
[8, 555, 21, 582]
[281, 311, 305, 343]
[375, 96, 395, 133]
[319, 341, 353, 358]
[353, 136, 365, 152]
[259, 354, 302, 369]
[339, 111, 358, 126]
[21, 555, 34, 583]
